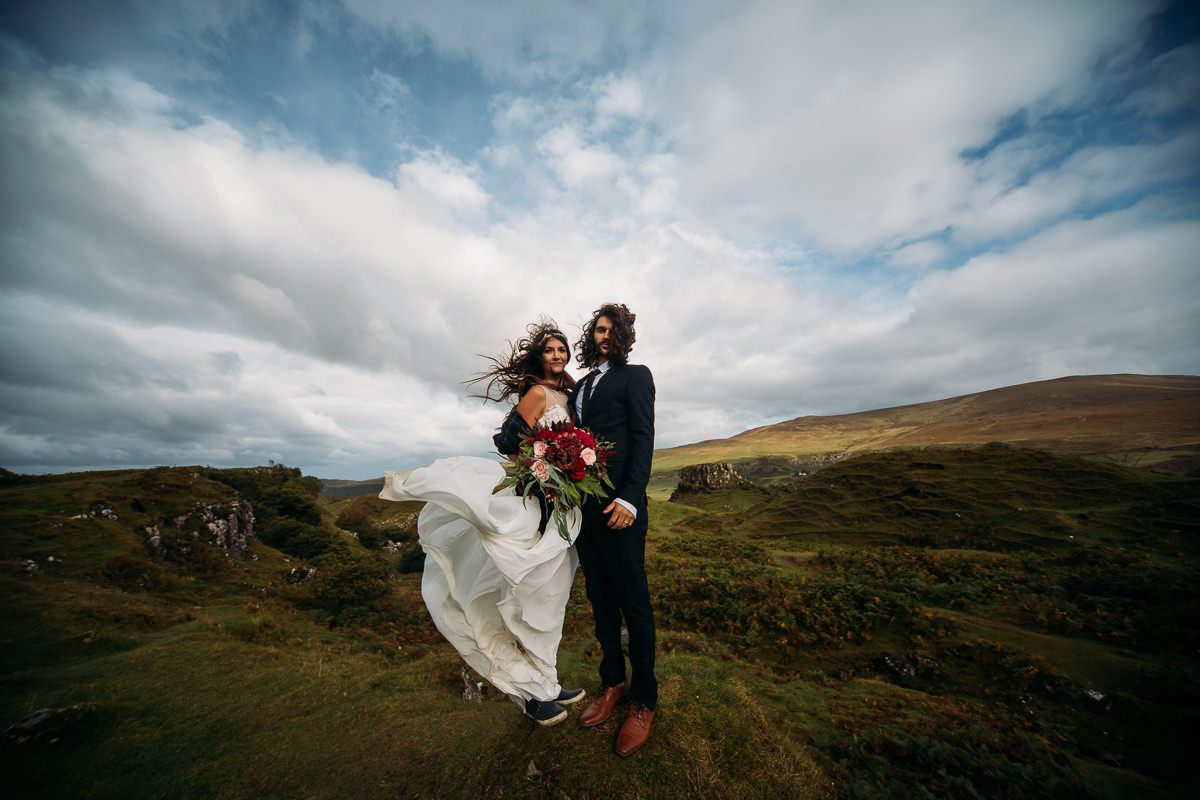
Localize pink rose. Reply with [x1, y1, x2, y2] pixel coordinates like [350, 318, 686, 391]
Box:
[533, 441, 548, 458]
[531, 460, 550, 482]
[580, 447, 596, 466]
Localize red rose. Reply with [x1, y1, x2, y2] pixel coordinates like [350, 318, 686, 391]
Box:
[569, 466, 586, 481]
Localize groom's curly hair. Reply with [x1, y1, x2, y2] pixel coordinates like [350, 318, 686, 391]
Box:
[576, 303, 636, 369]
[467, 319, 577, 403]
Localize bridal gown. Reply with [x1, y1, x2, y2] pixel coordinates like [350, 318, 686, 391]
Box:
[379, 387, 580, 703]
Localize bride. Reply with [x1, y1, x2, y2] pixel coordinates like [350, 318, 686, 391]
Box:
[379, 321, 586, 726]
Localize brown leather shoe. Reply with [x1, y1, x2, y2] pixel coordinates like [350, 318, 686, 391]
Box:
[578, 683, 628, 727]
[615, 703, 654, 757]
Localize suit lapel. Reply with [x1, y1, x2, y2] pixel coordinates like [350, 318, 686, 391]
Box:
[570, 372, 595, 424]
[586, 365, 620, 422]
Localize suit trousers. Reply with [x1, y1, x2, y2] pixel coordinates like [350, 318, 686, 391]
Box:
[574, 501, 658, 710]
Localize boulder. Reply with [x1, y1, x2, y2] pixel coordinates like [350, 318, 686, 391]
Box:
[670, 462, 745, 500]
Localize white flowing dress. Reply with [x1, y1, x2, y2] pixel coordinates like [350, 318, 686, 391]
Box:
[379, 388, 580, 703]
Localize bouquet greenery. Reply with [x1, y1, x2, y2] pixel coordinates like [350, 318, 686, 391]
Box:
[495, 408, 615, 542]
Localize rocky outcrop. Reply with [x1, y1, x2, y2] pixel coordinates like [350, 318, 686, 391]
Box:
[202, 499, 256, 557]
[284, 566, 316, 584]
[461, 666, 484, 702]
[670, 462, 746, 500]
[71, 501, 119, 521]
[144, 499, 256, 561]
[3, 704, 95, 745]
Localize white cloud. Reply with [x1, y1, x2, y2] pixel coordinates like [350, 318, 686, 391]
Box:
[0, 294, 500, 477]
[396, 150, 489, 210]
[889, 239, 949, 269]
[643, 0, 1159, 252]
[0, 64, 535, 389]
[492, 95, 536, 130]
[908, 209, 1199, 344]
[953, 130, 1200, 243]
[801, 206, 1200, 412]
[595, 74, 644, 120]
[536, 124, 625, 186]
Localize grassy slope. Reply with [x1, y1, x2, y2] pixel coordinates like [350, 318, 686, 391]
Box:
[652, 374, 1200, 476]
[0, 468, 828, 800]
[3, 447, 1198, 799]
[655, 447, 1199, 798]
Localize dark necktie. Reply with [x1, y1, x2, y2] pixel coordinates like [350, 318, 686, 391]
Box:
[579, 370, 600, 424]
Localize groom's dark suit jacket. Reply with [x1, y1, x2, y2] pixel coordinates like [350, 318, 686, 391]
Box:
[570, 363, 656, 514]
[570, 361, 659, 709]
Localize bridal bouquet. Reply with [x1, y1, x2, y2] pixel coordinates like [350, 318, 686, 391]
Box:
[495, 406, 615, 542]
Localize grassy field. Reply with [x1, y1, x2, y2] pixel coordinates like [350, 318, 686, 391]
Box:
[2, 448, 1197, 799]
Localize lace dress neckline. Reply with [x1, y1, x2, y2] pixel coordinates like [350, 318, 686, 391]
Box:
[537, 386, 570, 427]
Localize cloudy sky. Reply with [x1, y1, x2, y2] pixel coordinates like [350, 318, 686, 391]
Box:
[1, 1, 1197, 479]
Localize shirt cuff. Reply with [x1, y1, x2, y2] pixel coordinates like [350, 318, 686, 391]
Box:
[613, 497, 637, 518]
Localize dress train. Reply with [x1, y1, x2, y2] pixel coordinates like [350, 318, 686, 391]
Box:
[380, 456, 580, 702]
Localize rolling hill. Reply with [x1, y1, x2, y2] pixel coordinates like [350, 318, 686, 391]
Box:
[652, 374, 1200, 479]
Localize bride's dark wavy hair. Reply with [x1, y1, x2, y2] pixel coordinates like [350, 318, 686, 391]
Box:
[576, 302, 636, 369]
[467, 319, 577, 403]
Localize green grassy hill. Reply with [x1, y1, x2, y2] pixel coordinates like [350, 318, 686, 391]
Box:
[2, 449, 1197, 799]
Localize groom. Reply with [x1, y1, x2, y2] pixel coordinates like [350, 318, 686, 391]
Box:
[569, 303, 658, 757]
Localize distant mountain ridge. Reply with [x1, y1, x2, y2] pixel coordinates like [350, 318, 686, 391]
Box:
[653, 374, 1200, 477]
[320, 477, 385, 498]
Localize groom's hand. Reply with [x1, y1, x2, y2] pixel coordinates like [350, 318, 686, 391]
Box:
[603, 501, 634, 529]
